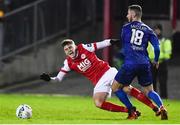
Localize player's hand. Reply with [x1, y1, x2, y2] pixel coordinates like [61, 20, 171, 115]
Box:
[110, 39, 120, 46]
[40, 73, 51, 81]
[152, 61, 159, 69]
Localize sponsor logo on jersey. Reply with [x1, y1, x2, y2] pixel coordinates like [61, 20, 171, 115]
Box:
[77, 58, 91, 72]
[131, 45, 144, 51]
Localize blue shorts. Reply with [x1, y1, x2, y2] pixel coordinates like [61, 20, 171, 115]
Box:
[115, 63, 153, 86]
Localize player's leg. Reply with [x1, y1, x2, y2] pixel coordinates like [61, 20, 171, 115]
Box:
[93, 92, 128, 112]
[93, 67, 128, 113]
[138, 64, 168, 120]
[143, 85, 168, 120]
[112, 64, 140, 119]
[112, 80, 133, 111]
[143, 85, 162, 107]
[125, 85, 159, 113]
[112, 81, 140, 120]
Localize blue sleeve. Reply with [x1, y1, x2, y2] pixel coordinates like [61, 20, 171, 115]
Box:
[154, 46, 160, 62]
[149, 32, 160, 62]
[120, 26, 125, 43]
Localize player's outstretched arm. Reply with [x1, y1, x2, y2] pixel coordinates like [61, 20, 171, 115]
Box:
[82, 39, 120, 52]
[96, 39, 120, 49]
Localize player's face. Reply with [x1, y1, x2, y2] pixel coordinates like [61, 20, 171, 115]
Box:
[126, 9, 135, 22]
[64, 43, 77, 59]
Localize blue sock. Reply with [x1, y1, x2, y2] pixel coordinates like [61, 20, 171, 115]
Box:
[114, 89, 133, 110]
[148, 91, 163, 108]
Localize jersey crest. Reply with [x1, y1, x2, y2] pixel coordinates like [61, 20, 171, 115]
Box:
[81, 54, 86, 59]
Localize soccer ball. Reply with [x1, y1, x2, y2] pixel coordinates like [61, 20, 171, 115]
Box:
[16, 104, 32, 119]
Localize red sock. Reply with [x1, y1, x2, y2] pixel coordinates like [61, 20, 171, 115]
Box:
[130, 87, 156, 109]
[100, 101, 128, 113]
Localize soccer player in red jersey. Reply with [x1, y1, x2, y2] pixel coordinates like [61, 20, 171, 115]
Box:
[40, 39, 157, 119]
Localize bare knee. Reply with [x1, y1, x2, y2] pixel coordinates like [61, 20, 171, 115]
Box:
[93, 93, 107, 108]
[111, 80, 123, 92]
[143, 84, 154, 96]
[94, 99, 104, 108]
[123, 86, 131, 94]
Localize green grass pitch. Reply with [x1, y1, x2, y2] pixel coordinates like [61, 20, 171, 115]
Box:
[0, 94, 180, 124]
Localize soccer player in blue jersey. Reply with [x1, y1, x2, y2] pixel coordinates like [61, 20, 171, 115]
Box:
[111, 5, 168, 120]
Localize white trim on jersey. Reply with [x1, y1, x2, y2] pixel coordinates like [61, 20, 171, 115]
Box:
[82, 39, 111, 52]
[96, 39, 111, 49]
[51, 71, 66, 82]
[61, 59, 71, 72]
[50, 59, 71, 82]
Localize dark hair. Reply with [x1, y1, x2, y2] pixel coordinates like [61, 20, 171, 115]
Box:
[154, 24, 163, 31]
[128, 5, 142, 18]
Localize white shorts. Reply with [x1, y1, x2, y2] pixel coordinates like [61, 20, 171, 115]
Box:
[93, 67, 118, 97]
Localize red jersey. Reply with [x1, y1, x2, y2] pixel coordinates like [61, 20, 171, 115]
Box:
[60, 43, 110, 85]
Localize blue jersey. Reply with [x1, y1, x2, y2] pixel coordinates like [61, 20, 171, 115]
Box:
[120, 21, 160, 64]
